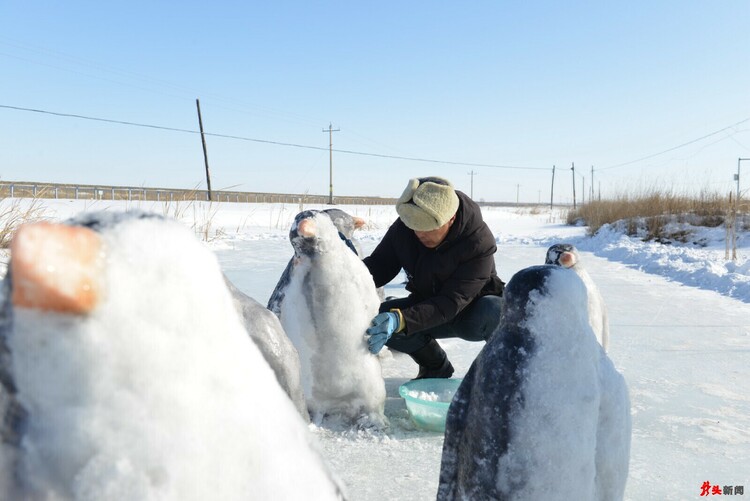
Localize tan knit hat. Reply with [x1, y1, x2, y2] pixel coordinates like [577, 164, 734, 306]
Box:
[396, 177, 460, 231]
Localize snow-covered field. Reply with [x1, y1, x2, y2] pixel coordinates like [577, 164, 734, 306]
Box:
[1, 198, 749, 500]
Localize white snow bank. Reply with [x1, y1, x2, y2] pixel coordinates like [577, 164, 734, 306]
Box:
[484, 207, 750, 303]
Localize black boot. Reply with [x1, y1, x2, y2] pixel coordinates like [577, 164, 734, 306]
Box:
[410, 339, 454, 379]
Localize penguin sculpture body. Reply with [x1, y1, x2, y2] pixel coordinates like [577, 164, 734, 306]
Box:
[269, 210, 386, 427]
[438, 265, 631, 501]
[0, 211, 344, 500]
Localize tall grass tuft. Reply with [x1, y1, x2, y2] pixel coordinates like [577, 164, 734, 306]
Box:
[567, 187, 730, 237]
[192, 202, 223, 242]
[0, 194, 50, 249]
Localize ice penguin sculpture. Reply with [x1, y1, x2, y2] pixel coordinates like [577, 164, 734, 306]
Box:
[0, 212, 345, 500]
[437, 265, 631, 501]
[268, 210, 386, 428]
[545, 243, 610, 351]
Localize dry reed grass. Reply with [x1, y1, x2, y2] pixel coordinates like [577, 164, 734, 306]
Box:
[0, 193, 50, 249]
[160, 187, 227, 242]
[567, 187, 731, 239]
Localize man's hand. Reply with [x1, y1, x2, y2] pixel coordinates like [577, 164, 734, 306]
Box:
[366, 311, 402, 354]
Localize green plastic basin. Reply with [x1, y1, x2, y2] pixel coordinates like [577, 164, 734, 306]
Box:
[398, 378, 463, 432]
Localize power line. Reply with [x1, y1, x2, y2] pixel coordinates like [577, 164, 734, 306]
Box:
[599, 116, 750, 171]
[1, 104, 198, 134]
[0, 104, 547, 171]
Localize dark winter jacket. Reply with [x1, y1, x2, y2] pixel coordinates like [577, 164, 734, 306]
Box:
[363, 191, 504, 334]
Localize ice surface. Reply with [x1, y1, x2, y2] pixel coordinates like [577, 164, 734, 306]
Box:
[0, 199, 746, 501]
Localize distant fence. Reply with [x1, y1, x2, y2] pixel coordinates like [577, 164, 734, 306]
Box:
[0, 181, 397, 206]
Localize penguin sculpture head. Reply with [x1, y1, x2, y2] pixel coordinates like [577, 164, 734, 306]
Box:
[290, 210, 364, 259]
[545, 243, 579, 268]
[321, 208, 366, 240]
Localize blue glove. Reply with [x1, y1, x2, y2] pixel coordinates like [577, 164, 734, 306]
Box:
[366, 311, 400, 354]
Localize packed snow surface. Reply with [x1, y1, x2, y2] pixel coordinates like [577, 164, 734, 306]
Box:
[406, 390, 454, 403]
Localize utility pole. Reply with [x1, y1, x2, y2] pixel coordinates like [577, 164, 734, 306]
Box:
[571, 162, 576, 209]
[516, 184, 520, 205]
[195, 99, 212, 201]
[581, 174, 585, 205]
[550, 165, 556, 210]
[735, 158, 750, 260]
[468, 170, 477, 199]
[591, 166, 595, 202]
[322, 123, 340, 205]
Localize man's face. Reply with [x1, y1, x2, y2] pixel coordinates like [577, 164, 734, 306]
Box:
[413, 215, 455, 248]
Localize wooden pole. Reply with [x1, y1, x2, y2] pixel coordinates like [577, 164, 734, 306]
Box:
[323, 123, 340, 205]
[734, 158, 749, 260]
[726, 191, 732, 260]
[571, 162, 576, 209]
[581, 175, 585, 205]
[550, 165, 555, 210]
[196, 99, 212, 201]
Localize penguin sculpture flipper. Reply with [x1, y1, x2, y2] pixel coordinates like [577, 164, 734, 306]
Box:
[0, 352, 26, 449]
[437, 358, 512, 500]
[0, 314, 25, 499]
[594, 354, 631, 500]
[267, 258, 293, 316]
[225, 276, 309, 421]
[600, 302, 610, 351]
[437, 268, 538, 500]
[437, 359, 477, 500]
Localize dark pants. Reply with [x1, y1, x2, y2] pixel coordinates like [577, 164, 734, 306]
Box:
[380, 295, 503, 355]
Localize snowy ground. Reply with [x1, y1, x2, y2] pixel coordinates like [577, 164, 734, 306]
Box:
[1, 198, 749, 500]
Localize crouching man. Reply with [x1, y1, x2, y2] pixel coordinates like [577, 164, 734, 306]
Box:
[363, 176, 505, 379]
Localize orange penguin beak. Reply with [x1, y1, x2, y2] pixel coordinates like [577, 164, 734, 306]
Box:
[353, 217, 366, 229]
[297, 218, 317, 238]
[559, 251, 577, 269]
[10, 222, 103, 314]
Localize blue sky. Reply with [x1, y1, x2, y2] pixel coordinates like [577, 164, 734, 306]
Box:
[2, 1, 749, 203]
